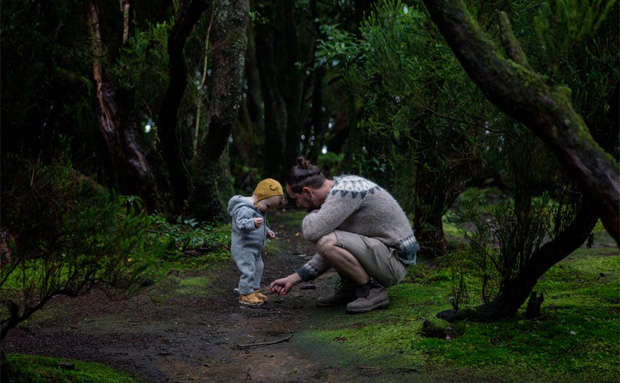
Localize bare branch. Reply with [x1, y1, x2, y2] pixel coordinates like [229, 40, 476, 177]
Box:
[236, 334, 293, 348]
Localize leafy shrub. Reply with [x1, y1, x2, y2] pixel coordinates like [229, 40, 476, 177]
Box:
[0, 157, 164, 339]
[150, 214, 231, 262]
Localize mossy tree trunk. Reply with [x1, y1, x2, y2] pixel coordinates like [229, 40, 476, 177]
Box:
[422, 0, 619, 244]
[189, 0, 249, 222]
[157, 0, 208, 213]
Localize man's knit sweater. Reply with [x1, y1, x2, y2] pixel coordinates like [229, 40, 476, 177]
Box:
[296, 175, 419, 282]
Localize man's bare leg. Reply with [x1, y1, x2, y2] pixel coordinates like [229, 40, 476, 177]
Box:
[316, 233, 370, 285]
[316, 232, 389, 313]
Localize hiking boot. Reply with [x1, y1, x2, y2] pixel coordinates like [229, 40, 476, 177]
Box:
[239, 292, 264, 306]
[316, 277, 357, 307]
[346, 283, 389, 314]
[254, 289, 269, 302]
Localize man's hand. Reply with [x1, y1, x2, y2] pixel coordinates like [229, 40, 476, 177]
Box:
[266, 230, 276, 239]
[254, 217, 264, 228]
[269, 273, 302, 296]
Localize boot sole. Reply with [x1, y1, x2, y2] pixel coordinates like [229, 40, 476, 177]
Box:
[239, 301, 264, 306]
[346, 299, 389, 314]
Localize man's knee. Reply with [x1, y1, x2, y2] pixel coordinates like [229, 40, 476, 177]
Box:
[316, 232, 338, 255]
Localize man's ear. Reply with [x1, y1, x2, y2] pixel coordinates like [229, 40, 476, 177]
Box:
[302, 186, 312, 196]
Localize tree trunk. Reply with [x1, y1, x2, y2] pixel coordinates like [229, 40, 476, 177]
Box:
[190, 0, 249, 222]
[413, 158, 449, 256]
[438, 197, 599, 322]
[412, 117, 473, 256]
[306, 63, 326, 162]
[157, 0, 208, 213]
[422, 0, 619, 244]
[255, 1, 287, 178]
[280, 1, 305, 175]
[306, 0, 326, 162]
[87, 0, 163, 212]
[245, 23, 264, 129]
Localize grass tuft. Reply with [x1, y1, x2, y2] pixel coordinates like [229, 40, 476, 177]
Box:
[3, 354, 139, 383]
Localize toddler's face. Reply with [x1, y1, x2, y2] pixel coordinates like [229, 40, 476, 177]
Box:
[256, 195, 284, 213]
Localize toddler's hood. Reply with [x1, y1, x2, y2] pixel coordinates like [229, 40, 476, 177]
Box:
[227, 195, 256, 216]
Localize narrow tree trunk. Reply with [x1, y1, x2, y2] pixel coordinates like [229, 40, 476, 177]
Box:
[244, 20, 264, 134]
[117, 89, 164, 210]
[281, 1, 305, 174]
[87, 0, 162, 211]
[307, 64, 326, 162]
[413, 145, 448, 256]
[190, 0, 249, 222]
[306, 0, 326, 162]
[255, 1, 287, 178]
[412, 121, 472, 256]
[414, 212, 448, 256]
[423, 0, 619, 244]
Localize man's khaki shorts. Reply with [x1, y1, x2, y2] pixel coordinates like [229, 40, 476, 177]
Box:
[333, 230, 408, 287]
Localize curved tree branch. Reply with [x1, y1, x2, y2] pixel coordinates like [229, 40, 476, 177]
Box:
[423, 0, 619, 244]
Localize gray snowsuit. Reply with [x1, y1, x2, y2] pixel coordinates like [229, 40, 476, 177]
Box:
[227, 196, 271, 295]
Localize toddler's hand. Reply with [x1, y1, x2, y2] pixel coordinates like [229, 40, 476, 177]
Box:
[254, 217, 264, 228]
[266, 230, 275, 239]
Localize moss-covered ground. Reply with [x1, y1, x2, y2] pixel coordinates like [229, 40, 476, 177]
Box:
[3, 211, 618, 383]
[294, 223, 619, 383]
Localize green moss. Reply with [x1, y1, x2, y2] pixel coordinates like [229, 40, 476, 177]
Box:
[175, 276, 210, 296]
[442, 220, 462, 238]
[298, 246, 619, 382]
[4, 353, 139, 383]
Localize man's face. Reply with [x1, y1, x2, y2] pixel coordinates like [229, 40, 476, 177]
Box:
[286, 185, 319, 212]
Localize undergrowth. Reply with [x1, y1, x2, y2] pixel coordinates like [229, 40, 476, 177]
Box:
[3, 207, 617, 383]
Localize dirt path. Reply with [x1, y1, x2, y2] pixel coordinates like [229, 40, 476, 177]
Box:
[3, 210, 416, 383]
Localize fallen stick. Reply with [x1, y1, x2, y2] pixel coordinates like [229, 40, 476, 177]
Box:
[237, 334, 293, 348]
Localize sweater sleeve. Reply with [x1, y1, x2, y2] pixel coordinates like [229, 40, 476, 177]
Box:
[233, 206, 257, 232]
[302, 190, 363, 241]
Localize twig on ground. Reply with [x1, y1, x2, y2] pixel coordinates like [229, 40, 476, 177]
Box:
[358, 366, 420, 373]
[236, 334, 293, 348]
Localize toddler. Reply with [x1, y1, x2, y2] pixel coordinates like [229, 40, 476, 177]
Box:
[227, 178, 284, 306]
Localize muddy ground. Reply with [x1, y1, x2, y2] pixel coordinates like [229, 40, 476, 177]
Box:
[3, 210, 431, 383]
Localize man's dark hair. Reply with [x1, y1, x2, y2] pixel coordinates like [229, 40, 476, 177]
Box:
[286, 157, 326, 193]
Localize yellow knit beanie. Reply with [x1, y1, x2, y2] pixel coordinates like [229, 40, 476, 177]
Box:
[254, 178, 284, 203]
